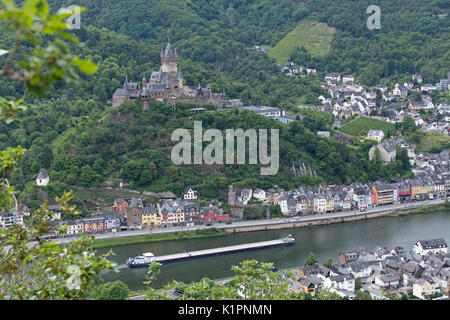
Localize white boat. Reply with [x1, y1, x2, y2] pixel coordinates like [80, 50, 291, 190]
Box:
[126, 252, 155, 268]
[281, 234, 295, 244]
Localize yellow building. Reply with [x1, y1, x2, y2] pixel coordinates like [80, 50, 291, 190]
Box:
[175, 207, 185, 224]
[325, 198, 335, 212]
[142, 210, 162, 229]
[410, 181, 428, 200]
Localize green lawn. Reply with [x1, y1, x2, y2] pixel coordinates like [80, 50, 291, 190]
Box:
[268, 19, 335, 64]
[339, 117, 395, 137]
[92, 228, 227, 248]
[404, 131, 450, 153]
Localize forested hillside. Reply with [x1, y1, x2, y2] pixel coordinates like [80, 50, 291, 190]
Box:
[2, 0, 448, 104]
[55, 0, 449, 86]
[303, 0, 449, 85]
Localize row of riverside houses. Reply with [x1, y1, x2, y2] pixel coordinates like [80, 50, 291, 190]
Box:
[53, 195, 229, 235]
[292, 239, 449, 300]
[57, 210, 125, 236]
[235, 173, 449, 217]
[0, 203, 64, 231]
[0, 186, 227, 233]
[113, 191, 229, 231]
[0, 204, 125, 236]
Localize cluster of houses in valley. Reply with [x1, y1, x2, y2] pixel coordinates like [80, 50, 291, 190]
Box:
[291, 238, 449, 300]
[223, 74, 449, 144]
[313, 72, 450, 136]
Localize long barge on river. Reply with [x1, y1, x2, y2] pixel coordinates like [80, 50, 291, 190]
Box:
[126, 234, 295, 268]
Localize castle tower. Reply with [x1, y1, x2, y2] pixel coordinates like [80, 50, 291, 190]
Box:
[177, 69, 183, 88]
[228, 185, 243, 219]
[141, 86, 149, 110]
[228, 185, 235, 206]
[161, 40, 178, 74]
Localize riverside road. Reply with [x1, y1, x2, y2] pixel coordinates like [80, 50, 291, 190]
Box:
[55, 198, 446, 245]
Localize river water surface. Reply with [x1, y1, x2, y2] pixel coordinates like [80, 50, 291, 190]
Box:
[97, 212, 450, 291]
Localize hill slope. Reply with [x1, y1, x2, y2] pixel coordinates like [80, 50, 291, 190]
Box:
[340, 117, 396, 137]
[268, 19, 335, 64]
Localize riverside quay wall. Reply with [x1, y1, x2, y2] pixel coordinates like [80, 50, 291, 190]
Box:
[224, 209, 395, 234]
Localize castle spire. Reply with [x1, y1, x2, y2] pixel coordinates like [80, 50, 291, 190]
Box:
[164, 38, 175, 57]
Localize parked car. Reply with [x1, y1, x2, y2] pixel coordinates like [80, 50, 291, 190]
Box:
[173, 290, 183, 297]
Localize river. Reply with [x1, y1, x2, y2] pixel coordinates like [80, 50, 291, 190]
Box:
[97, 211, 450, 291]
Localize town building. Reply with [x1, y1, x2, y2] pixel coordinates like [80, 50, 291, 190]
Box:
[183, 187, 198, 201]
[82, 217, 105, 233]
[413, 239, 448, 256]
[142, 205, 160, 229]
[0, 210, 24, 228]
[184, 203, 202, 226]
[367, 130, 385, 142]
[113, 198, 129, 215]
[201, 205, 229, 223]
[369, 141, 397, 163]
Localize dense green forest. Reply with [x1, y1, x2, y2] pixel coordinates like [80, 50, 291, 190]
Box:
[2, 0, 448, 104]
[1, 0, 447, 209]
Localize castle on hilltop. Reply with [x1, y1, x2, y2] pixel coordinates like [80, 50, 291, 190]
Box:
[112, 41, 232, 109]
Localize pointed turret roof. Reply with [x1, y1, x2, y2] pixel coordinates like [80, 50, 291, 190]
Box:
[163, 39, 177, 58]
[37, 169, 49, 180]
[164, 41, 174, 57]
